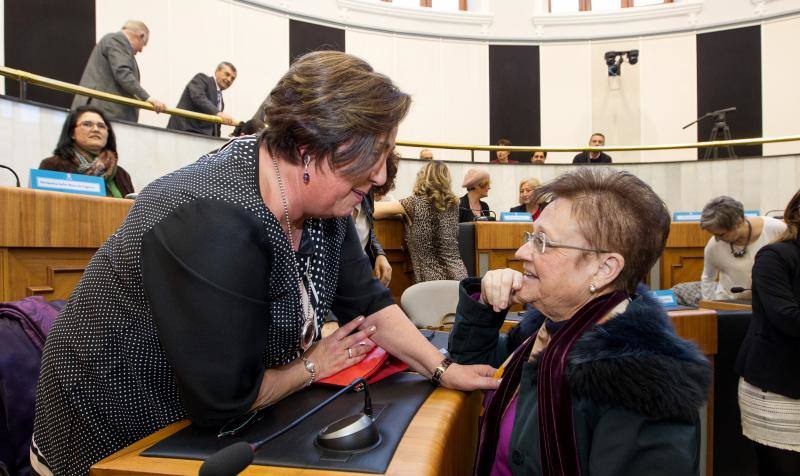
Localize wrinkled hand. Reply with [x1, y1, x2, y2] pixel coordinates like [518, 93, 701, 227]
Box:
[373, 255, 392, 287]
[440, 363, 500, 391]
[306, 316, 376, 379]
[146, 97, 167, 113]
[481, 268, 524, 312]
[217, 112, 236, 126]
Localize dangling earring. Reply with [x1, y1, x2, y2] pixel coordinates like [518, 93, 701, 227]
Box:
[589, 283, 597, 293]
[303, 155, 311, 184]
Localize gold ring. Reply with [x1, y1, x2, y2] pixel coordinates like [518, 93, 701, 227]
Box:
[347, 347, 353, 359]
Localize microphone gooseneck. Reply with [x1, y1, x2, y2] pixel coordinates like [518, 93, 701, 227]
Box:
[0, 164, 20, 187]
[199, 377, 369, 476]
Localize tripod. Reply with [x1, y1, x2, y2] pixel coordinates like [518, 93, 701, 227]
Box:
[683, 107, 737, 160]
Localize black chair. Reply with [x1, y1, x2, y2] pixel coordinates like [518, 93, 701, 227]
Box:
[457, 222, 476, 277]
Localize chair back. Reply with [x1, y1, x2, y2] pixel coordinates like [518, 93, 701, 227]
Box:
[457, 222, 476, 277]
[400, 280, 460, 329]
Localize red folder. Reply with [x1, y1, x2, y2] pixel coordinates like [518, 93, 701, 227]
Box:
[317, 346, 408, 386]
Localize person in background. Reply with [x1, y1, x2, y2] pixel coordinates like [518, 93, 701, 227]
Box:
[374, 161, 467, 283]
[450, 167, 710, 476]
[72, 20, 166, 123]
[572, 133, 612, 164]
[32, 51, 498, 476]
[510, 177, 545, 221]
[231, 118, 264, 137]
[491, 138, 517, 164]
[531, 150, 547, 165]
[352, 151, 401, 287]
[167, 62, 238, 136]
[700, 196, 786, 300]
[39, 105, 134, 198]
[459, 168, 491, 222]
[419, 149, 434, 160]
[736, 188, 800, 476]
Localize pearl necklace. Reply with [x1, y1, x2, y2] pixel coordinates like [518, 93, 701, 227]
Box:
[271, 156, 316, 350]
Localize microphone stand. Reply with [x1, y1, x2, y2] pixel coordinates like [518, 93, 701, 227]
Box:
[0, 164, 21, 187]
[200, 377, 371, 476]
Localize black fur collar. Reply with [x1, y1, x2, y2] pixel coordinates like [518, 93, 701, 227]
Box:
[538, 292, 711, 421]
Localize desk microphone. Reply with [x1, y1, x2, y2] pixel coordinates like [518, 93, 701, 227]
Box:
[0, 164, 20, 187]
[199, 377, 376, 476]
[459, 208, 497, 222]
[730, 286, 750, 294]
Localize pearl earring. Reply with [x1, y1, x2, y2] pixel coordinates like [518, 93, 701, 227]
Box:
[589, 283, 597, 293]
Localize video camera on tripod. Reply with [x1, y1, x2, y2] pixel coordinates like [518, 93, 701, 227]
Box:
[683, 107, 737, 160]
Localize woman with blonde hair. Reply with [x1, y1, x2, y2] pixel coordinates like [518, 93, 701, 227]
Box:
[375, 161, 468, 283]
[510, 177, 545, 221]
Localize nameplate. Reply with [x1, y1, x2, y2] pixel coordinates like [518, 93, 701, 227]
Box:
[29, 169, 105, 197]
[500, 212, 532, 222]
[650, 289, 678, 308]
[673, 210, 759, 222]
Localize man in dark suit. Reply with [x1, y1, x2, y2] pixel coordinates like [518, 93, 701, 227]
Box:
[167, 62, 237, 136]
[572, 132, 613, 164]
[72, 20, 166, 123]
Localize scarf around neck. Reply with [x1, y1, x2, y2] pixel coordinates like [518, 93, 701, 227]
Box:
[72, 147, 119, 181]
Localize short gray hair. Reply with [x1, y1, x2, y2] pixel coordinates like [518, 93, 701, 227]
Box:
[700, 196, 744, 231]
[122, 20, 149, 35]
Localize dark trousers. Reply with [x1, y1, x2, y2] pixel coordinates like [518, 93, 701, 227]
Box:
[754, 442, 800, 476]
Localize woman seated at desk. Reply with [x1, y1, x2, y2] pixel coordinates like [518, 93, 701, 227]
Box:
[39, 105, 134, 198]
[31, 51, 499, 476]
[699, 195, 786, 301]
[449, 168, 711, 475]
[374, 161, 467, 283]
[510, 177, 545, 221]
[459, 168, 492, 222]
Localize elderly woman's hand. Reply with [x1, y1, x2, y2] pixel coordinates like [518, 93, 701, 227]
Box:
[306, 316, 377, 380]
[480, 268, 524, 312]
[441, 362, 500, 391]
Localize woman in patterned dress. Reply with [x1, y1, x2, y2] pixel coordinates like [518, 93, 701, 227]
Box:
[31, 51, 499, 476]
[374, 161, 468, 283]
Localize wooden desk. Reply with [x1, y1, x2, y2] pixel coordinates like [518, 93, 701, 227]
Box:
[91, 387, 481, 476]
[0, 186, 132, 301]
[373, 218, 413, 304]
[698, 300, 752, 312]
[661, 222, 711, 289]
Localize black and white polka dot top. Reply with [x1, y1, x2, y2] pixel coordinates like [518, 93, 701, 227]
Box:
[33, 136, 393, 475]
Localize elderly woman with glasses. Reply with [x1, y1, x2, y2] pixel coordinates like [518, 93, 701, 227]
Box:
[449, 168, 711, 476]
[699, 195, 786, 301]
[39, 105, 134, 197]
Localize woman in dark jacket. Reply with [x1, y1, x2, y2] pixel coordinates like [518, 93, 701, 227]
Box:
[449, 167, 710, 476]
[39, 105, 134, 197]
[459, 168, 491, 222]
[510, 177, 545, 221]
[735, 188, 800, 475]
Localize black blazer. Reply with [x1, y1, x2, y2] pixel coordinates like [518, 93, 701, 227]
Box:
[736, 236, 800, 398]
[572, 151, 612, 164]
[167, 73, 222, 137]
[361, 191, 385, 266]
[459, 194, 490, 223]
[510, 204, 526, 213]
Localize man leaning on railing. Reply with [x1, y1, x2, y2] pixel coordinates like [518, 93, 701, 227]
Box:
[72, 20, 166, 123]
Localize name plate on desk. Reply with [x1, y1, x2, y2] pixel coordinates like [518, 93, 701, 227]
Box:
[29, 169, 105, 197]
[500, 212, 532, 222]
[673, 210, 759, 222]
[650, 289, 678, 308]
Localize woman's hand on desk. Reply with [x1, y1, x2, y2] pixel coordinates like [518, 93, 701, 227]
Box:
[441, 363, 501, 391]
[307, 316, 377, 379]
[480, 268, 524, 312]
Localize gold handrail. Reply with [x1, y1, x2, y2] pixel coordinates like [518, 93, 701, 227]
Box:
[2, 65, 800, 153]
[0, 66, 231, 125]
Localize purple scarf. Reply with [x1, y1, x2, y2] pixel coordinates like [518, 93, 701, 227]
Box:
[473, 291, 627, 476]
[538, 290, 627, 476]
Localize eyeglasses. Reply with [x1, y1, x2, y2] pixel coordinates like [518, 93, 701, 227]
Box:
[218, 409, 264, 438]
[524, 231, 609, 255]
[76, 121, 108, 131]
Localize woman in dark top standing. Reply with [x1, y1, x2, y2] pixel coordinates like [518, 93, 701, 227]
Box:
[31, 51, 499, 476]
[736, 188, 800, 475]
[459, 168, 492, 222]
[39, 105, 134, 197]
